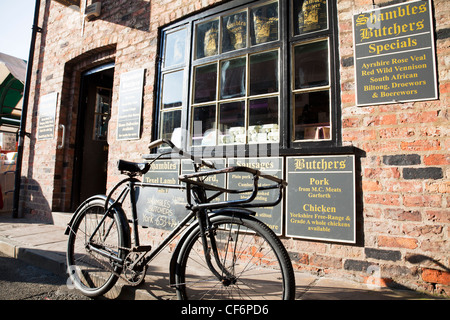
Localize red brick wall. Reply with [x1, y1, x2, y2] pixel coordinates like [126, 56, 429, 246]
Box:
[20, 0, 449, 296]
[336, 0, 449, 296]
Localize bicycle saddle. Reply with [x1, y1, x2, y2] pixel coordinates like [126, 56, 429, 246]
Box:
[117, 160, 150, 175]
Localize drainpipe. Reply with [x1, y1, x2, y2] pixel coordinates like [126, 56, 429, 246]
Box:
[12, 0, 41, 218]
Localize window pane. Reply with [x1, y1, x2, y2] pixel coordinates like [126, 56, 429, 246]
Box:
[162, 71, 184, 109]
[219, 101, 245, 144]
[161, 110, 182, 141]
[248, 97, 279, 143]
[294, 0, 328, 36]
[250, 50, 278, 95]
[294, 90, 330, 141]
[194, 64, 217, 104]
[223, 11, 247, 53]
[294, 40, 329, 89]
[192, 105, 216, 146]
[196, 19, 219, 59]
[220, 57, 246, 100]
[164, 28, 187, 68]
[251, 2, 278, 45]
[93, 88, 111, 141]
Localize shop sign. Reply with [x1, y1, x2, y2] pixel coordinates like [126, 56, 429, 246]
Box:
[286, 155, 355, 243]
[181, 158, 227, 203]
[117, 68, 144, 140]
[353, 0, 437, 106]
[137, 159, 187, 231]
[228, 157, 283, 235]
[37, 92, 58, 140]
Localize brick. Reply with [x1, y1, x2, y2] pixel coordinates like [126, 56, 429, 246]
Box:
[310, 255, 342, 269]
[422, 268, 450, 285]
[383, 154, 420, 166]
[384, 208, 422, 221]
[364, 167, 400, 179]
[364, 193, 401, 206]
[426, 210, 450, 223]
[385, 181, 423, 193]
[362, 180, 382, 192]
[378, 127, 414, 139]
[420, 239, 447, 252]
[365, 248, 401, 261]
[378, 235, 418, 249]
[342, 117, 359, 128]
[401, 140, 441, 151]
[423, 154, 449, 165]
[398, 111, 439, 124]
[364, 276, 394, 288]
[403, 195, 442, 207]
[344, 259, 372, 272]
[341, 56, 353, 67]
[403, 167, 443, 180]
[425, 181, 450, 193]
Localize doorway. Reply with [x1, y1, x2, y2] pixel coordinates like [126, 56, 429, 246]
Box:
[72, 64, 114, 209]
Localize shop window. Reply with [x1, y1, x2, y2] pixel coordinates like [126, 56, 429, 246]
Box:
[155, 0, 338, 151]
[157, 27, 188, 146]
[292, 39, 331, 141]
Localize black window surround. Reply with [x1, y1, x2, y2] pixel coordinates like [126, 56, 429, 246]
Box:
[153, 0, 342, 157]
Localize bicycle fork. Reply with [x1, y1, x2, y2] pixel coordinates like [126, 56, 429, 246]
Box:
[196, 209, 237, 286]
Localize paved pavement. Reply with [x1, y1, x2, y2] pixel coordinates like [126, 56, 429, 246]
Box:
[0, 212, 442, 301]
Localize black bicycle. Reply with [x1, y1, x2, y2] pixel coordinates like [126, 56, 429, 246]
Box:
[65, 139, 295, 300]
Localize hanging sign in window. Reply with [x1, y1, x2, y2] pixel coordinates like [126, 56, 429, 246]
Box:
[353, 0, 437, 106]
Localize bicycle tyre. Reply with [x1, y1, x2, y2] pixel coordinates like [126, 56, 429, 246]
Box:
[175, 212, 295, 300]
[66, 198, 129, 297]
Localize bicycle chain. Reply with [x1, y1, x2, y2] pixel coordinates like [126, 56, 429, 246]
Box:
[87, 240, 145, 286]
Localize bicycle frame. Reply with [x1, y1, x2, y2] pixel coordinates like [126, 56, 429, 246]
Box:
[67, 138, 288, 287]
[79, 166, 285, 283]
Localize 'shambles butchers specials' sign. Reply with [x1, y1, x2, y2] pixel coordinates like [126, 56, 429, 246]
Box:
[353, 0, 437, 106]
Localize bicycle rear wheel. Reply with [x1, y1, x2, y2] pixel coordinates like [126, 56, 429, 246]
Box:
[175, 212, 295, 300]
[66, 198, 129, 297]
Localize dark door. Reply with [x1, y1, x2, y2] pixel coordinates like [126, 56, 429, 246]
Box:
[72, 64, 114, 209]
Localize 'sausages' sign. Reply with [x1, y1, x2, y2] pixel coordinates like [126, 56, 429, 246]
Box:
[353, 0, 437, 106]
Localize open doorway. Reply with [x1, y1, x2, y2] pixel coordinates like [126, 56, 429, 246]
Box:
[71, 63, 114, 209]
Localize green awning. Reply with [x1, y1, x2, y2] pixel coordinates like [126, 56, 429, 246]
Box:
[0, 53, 26, 131]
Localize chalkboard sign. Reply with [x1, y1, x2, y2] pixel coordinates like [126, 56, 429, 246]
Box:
[117, 69, 144, 140]
[181, 158, 227, 203]
[286, 155, 355, 243]
[136, 159, 188, 230]
[353, 0, 437, 105]
[37, 92, 58, 140]
[228, 157, 283, 235]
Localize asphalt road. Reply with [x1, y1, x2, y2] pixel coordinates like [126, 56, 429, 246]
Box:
[0, 251, 91, 300]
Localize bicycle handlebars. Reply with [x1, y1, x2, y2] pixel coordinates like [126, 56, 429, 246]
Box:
[148, 139, 287, 210]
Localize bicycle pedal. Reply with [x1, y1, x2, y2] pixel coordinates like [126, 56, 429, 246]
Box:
[132, 245, 152, 252]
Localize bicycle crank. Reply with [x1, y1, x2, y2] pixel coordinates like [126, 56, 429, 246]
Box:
[123, 252, 147, 286]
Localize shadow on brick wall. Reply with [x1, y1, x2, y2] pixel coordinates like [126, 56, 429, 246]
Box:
[94, 0, 151, 32]
[20, 177, 52, 223]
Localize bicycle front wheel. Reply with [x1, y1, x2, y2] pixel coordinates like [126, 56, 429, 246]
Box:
[175, 213, 295, 300]
[66, 198, 128, 297]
